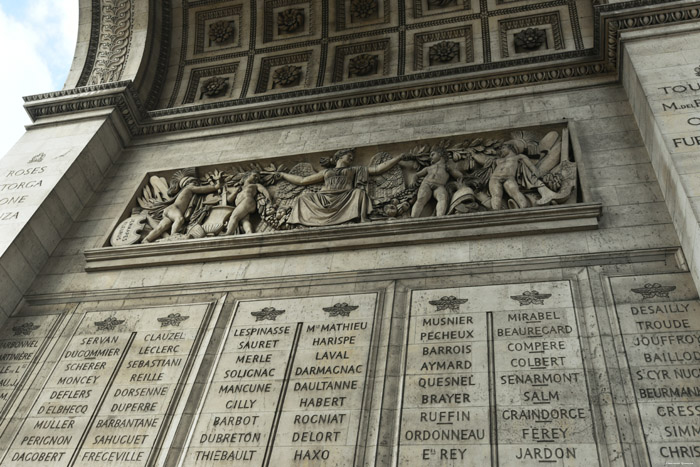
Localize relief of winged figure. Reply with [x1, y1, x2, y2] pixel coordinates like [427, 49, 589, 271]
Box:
[110, 129, 578, 246]
[265, 148, 405, 227]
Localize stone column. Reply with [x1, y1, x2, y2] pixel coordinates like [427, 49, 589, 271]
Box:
[621, 23, 700, 288]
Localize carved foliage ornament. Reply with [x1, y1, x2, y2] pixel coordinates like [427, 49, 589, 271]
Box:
[350, 0, 378, 20]
[278, 8, 304, 34]
[514, 28, 546, 50]
[209, 20, 235, 44]
[429, 41, 459, 64]
[201, 76, 229, 97]
[88, 0, 133, 85]
[349, 54, 378, 77]
[109, 130, 578, 246]
[273, 65, 302, 87]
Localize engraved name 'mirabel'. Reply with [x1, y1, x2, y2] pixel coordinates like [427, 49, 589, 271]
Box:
[400, 284, 599, 466]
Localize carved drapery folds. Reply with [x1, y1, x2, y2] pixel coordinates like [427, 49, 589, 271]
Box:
[87, 0, 134, 85]
[109, 128, 578, 246]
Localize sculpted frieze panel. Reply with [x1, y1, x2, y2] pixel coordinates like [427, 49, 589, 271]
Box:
[108, 125, 578, 247]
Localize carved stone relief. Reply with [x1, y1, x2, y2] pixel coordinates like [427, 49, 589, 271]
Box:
[413, 26, 474, 71]
[109, 128, 578, 246]
[499, 12, 564, 59]
[333, 39, 390, 82]
[183, 63, 239, 104]
[87, 0, 134, 85]
[256, 52, 312, 93]
[194, 5, 243, 54]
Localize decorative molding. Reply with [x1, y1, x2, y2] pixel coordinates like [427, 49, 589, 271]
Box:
[498, 12, 564, 58]
[413, 0, 470, 19]
[24, 1, 700, 137]
[144, 0, 172, 110]
[264, 0, 313, 42]
[84, 203, 602, 271]
[414, 26, 473, 70]
[337, 0, 391, 31]
[255, 51, 313, 93]
[194, 5, 243, 54]
[77, 0, 102, 87]
[332, 39, 390, 82]
[183, 63, 239, 104]
[87, 0, 135, 85]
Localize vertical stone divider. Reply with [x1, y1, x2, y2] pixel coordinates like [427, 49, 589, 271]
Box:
[262, 322, 303, 465]
[67, 332, 136, 465]
[487, 311, 498, 466]
[145, 301, 218, 466]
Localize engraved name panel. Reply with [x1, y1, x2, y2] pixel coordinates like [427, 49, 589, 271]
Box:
[399, 281, 601, 466]
[181, 294, 377, 466]
[1, 303, 213, 466]
[610, 273, 700, 466]
[0, 315, 61, 426]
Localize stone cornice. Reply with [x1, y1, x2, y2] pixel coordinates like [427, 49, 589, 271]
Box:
[84, 203, 603, 271]
[22, 0, 699, 137]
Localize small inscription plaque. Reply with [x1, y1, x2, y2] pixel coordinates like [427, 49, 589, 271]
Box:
[181, 294, 377, 466]
[0, 303, 212, 466]
[611, 273, 700, 467]
[399, 281, 600, 466]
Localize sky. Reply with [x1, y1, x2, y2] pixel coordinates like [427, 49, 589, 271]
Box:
[0, 0, 78, 160]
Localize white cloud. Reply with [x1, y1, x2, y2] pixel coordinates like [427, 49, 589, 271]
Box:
[0, 1, 78, 160]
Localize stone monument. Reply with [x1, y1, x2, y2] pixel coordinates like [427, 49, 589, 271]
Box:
[0, 0, 698, 465]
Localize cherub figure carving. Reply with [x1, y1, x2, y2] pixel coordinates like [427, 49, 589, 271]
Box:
[410, 148, 462, 218]
[222, 172, 272, 235]
[142, 169, 220, 243]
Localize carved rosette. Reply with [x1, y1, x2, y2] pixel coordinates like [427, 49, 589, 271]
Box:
[209, 20, 235, 44]
[277, 8, 304, 34]
[88, 0, 134, 85]
[273, 65, 302, 87]
[428, 296, 468, 312]
[201, 76, 229, 97]
[429, 41, 459, 64]
[349, 54, 378, 77]
[514, 28, 546, 50]
[510, 290, 552, 306]
[350, 0, 378, 20]
[630, 283, 676, 300]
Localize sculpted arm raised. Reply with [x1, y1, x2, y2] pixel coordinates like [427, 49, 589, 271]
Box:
[367, 154, 404, 175]
[276, 171, 325, 185]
